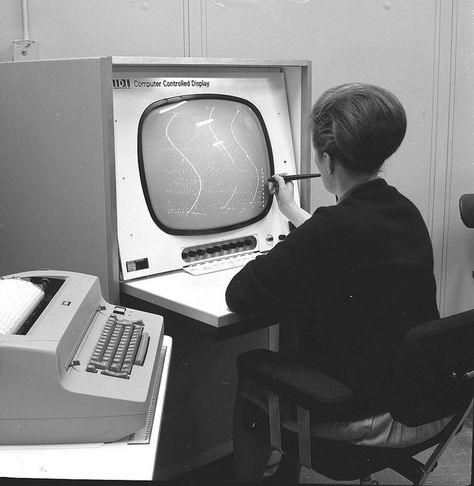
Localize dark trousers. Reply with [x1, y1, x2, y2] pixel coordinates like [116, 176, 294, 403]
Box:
[232, 380, 298, 483]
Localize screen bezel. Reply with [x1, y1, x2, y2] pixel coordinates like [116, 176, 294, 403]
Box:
[137, 93, 275, 236]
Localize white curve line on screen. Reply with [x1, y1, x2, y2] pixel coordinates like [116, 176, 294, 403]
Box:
[222, 186, 238, 209]
[208, 106, 235, 165]
[166, 112, 202, 214]
[231, 109, 259, 203]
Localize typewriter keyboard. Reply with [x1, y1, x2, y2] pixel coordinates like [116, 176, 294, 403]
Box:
[86, 314, 150, 379]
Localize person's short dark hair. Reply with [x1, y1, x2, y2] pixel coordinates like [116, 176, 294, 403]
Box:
[309, 83, 407, 174]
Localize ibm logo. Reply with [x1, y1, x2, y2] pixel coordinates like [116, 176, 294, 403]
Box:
[112, 78, 131, 89]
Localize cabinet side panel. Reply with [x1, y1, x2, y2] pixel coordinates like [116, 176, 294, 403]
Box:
[0, 58, 117, 300]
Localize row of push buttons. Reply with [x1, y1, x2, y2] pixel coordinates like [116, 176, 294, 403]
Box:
[182, 239, 255, 261]
[86, 314, 149, 379]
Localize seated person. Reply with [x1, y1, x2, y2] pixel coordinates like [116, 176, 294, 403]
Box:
[225, 83, 448, 482]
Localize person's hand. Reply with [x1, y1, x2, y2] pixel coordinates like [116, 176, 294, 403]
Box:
[269, 173, 296, 213]
[269, 173, 311, 228]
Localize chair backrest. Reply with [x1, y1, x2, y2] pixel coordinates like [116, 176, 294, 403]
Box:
[459, 194, 474, 228]
[387, 309, 474, 426]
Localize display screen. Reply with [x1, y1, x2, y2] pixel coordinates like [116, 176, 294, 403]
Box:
[138, 94, 274, 235]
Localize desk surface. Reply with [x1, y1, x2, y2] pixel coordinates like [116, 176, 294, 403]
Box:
[0, 336, 172, 481]
[121, 267, 246, 328]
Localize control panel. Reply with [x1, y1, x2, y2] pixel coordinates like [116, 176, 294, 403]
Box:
[180, 233, 288, 275]
[181, 235, 258, 264]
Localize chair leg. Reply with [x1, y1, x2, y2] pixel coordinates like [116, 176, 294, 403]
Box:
[296, 406, 312, 469]
[359, 475, 379, 485]
[268, 390, 282, 452]
[418, 397, 474, 485]
[232, 382, 273, 482]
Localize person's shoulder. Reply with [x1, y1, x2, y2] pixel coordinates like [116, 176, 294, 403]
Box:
[346, 178, 428, 233]
[303, 200, 367, 239]
[345, 178, 419, 211]
[308, 202, 346, 226]
[350, 178, 406, 200]
[371, 179, 424, 215]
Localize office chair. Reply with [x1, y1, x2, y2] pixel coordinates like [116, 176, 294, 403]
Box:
[237, 309, 474, 485]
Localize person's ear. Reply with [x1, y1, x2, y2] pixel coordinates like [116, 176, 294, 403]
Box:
[322, 152, 334, 175]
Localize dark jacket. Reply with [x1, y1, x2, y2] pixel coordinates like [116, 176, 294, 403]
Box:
[226, 178, 439, 414]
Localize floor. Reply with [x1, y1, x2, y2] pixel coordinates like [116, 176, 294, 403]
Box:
[171, 413, 472, 485]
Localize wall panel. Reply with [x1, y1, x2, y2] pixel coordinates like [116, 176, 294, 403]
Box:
[0, 0, 186, 60]
[443, 0, 474, 315]
[203, 0, 453, 309]
[0, 1, 22, 62]
[204, 0, 438, 211]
